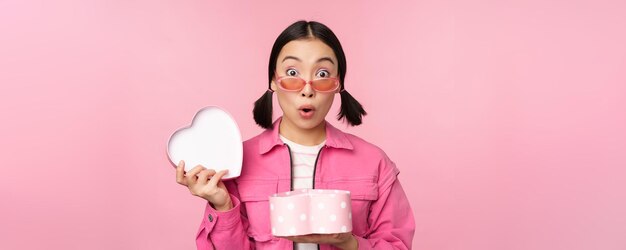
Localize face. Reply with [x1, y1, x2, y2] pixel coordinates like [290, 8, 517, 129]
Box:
[271, 38, 341, 130]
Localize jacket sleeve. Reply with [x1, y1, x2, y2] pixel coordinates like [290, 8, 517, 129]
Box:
[195, 180, 254, 249]
[353, 152, 416, 249]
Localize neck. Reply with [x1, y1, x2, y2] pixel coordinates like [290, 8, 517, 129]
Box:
[278, 117, 326, 146]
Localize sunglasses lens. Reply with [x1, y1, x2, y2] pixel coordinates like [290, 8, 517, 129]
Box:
[279, 78, 304, 91]
[312, 79, 338, 92]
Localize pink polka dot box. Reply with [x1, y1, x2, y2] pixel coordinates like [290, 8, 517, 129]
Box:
[269, 189, 353, 236]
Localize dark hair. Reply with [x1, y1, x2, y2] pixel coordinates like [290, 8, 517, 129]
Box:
[253, 20, 367, 129]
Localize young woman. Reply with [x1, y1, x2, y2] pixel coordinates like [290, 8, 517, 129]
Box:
[176, 20, 415, 250]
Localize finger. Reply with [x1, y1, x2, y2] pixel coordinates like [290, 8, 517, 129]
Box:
[185, 165, 206, 183]
[207, 169, 229, 187]
[296, 234, 325, 243]
[196, 169, 217, 185]
[176, 160, 187, 185]
[289, 235, 310, 243]
[186, 165, 206, 176]
[279, 236, 297, 242]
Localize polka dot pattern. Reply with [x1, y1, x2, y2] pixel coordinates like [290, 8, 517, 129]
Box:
[269, 189, 353, 236]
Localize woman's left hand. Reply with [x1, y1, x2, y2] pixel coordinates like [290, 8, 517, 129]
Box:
[276, 232, 358, 250]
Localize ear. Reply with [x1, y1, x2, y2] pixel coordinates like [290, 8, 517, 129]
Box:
[271, 81, 278, 92]
[335, 83, 342, 94]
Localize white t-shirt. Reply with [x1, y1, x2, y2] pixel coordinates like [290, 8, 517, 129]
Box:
[279, 134, 325, 250]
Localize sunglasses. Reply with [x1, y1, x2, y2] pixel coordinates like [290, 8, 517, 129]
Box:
[274, 74, 341, 93]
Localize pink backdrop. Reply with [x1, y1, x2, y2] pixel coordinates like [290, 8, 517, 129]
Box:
[1, 1, 625, 249]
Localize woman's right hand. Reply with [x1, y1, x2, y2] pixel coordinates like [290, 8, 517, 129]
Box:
[175, 160, 233, 211]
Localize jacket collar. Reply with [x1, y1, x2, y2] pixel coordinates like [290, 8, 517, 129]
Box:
[258, 116, 354, 154]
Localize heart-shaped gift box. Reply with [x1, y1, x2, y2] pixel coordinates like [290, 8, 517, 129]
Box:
[269, 189, 353, 236]
[166, 106, 243, 179]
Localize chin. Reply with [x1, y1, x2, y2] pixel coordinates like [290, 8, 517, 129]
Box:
[300, 120, 324, 130]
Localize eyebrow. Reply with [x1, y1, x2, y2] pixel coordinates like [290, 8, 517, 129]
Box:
[281, 56, 335, 65]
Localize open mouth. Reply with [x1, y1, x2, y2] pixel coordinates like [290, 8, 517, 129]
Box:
[298, 104, 316, 113]
[298, 105, 315, 119]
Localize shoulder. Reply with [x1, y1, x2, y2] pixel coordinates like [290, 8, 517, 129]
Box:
[338, 129, 398, 176]
[342, 130, 391, 160]
[242, 128, 272, 151]
[336, 130, 401, 190]
[242, 131, 261, 148]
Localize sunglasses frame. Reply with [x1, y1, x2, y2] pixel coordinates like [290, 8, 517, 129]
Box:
[273, 72, 341, 93]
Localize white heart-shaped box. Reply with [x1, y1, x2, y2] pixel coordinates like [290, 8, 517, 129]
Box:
[166, 106, 243, 179]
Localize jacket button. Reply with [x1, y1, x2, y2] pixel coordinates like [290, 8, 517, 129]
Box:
[208, 214, 214, 222]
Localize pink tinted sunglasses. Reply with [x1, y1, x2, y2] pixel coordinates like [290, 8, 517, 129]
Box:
[274, 73, 341, 93]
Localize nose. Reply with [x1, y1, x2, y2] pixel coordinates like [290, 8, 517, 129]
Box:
[300, 79, 315, 98]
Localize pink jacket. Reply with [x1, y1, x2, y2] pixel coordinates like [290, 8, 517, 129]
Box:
[195, 116, 415, 249]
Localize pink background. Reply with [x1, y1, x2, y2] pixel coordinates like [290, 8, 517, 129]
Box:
[1, 0, 625, 249]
